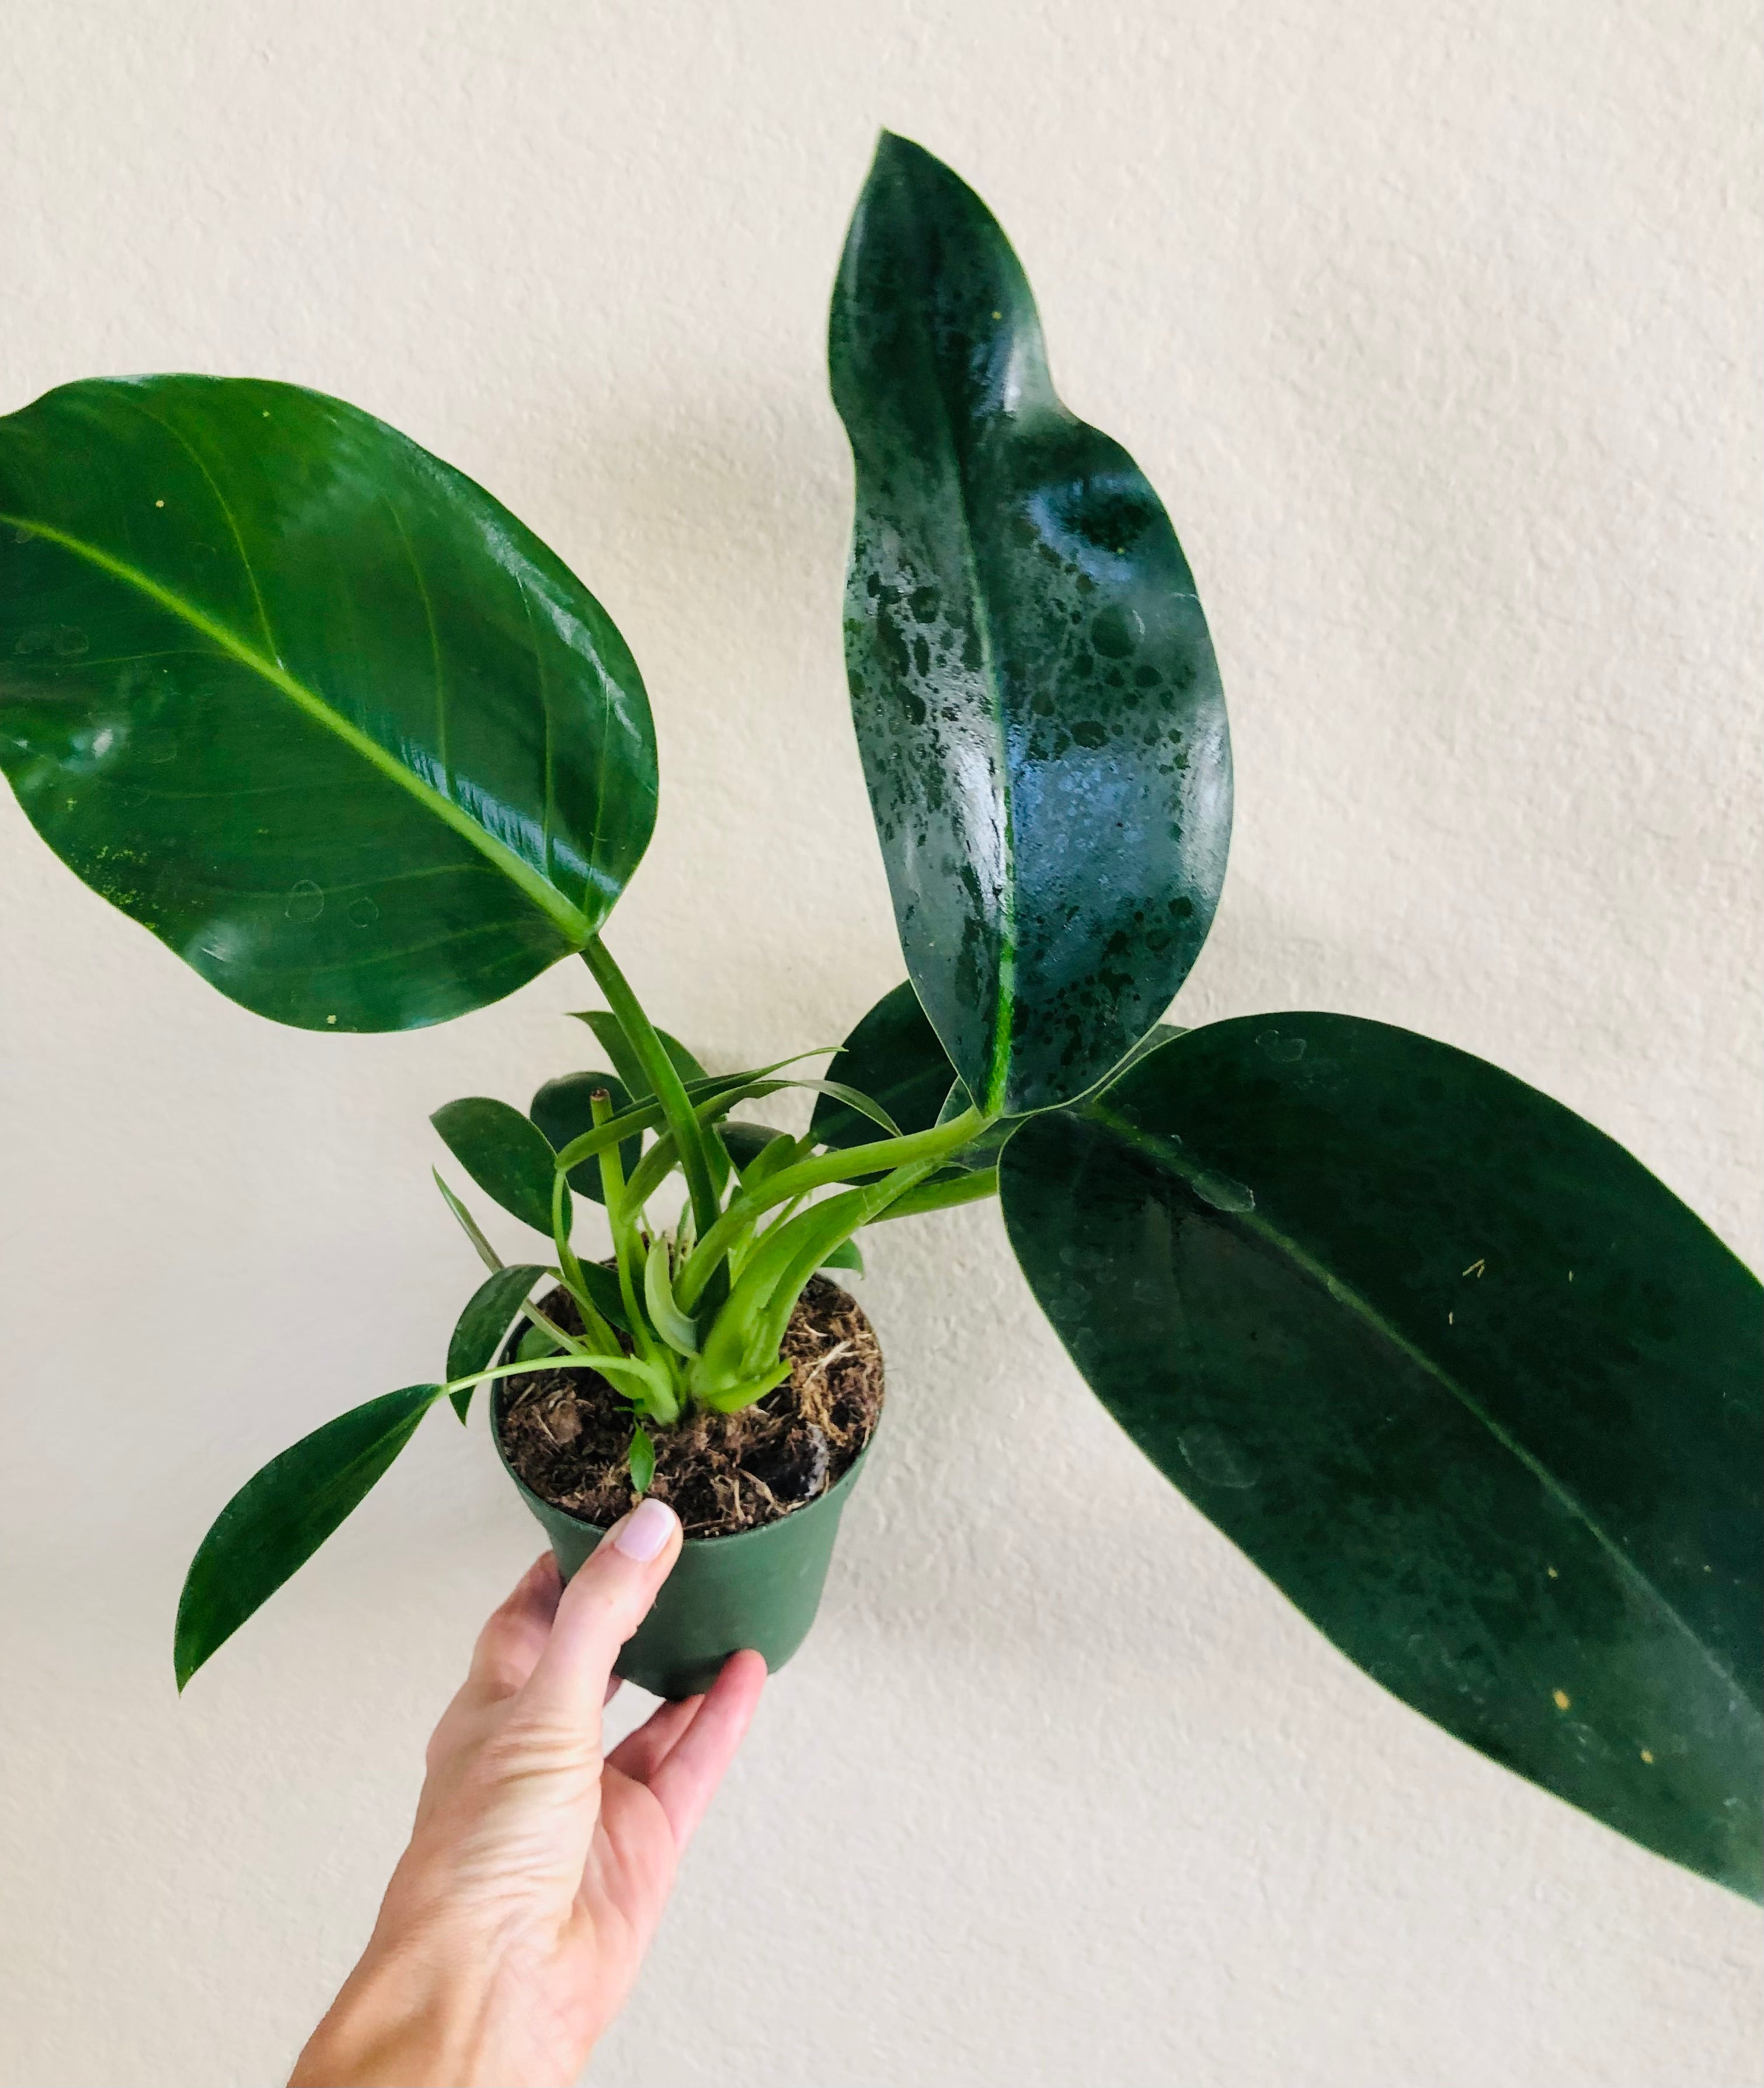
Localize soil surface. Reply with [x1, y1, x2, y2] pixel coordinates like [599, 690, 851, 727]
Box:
[495, 1275, 883, 1538]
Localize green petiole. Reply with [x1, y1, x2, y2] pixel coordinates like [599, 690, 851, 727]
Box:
[868, 1166, 1000, 1221]
[582, 937, 723, 1245]
[436, 1350, 664, 1408]
[673, 1104, 990, 1311]
[593, 1087, 682, 1426]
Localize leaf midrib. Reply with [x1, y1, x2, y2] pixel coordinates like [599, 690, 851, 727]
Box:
[1082, 1099, 1758, 1718]
[0, 512, 594, 946]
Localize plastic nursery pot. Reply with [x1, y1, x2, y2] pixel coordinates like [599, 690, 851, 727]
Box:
[493, 1417, 879, 1700]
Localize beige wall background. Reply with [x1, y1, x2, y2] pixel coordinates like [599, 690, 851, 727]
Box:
[2, 2, 1759, 2083]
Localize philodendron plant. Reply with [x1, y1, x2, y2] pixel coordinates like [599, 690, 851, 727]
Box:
[2, 134, 1758, 1896]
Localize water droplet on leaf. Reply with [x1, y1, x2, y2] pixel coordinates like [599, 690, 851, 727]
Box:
[1192, 1170, 1255, 1215]
[1256, 1030, 1306, 1064]
[1090, 604, 1142, 659]
[1179, 1425, 1255, 1489]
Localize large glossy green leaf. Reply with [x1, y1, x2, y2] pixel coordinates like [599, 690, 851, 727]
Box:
[174, 1384, 440, 1686]
[432, 1096, 559, 1236]
[0, 376, 656, 1030]
[1000, 1014, 1763, 1895]
[830, 136, 1231, 1114]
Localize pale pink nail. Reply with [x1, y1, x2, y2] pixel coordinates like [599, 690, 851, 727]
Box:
[612, 1496, 678, 1562]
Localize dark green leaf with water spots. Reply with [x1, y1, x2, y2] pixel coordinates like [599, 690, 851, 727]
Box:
[175, 1384, 441, 1686]
[432, 1096, 561, 1236]
[531, 1071, 642, 1204]
[447, 1263, 548, 1422]
[0, 376, 655, 1030]
[1001, 1013, 1763, 1896]
[830, 136, 1231, 1114]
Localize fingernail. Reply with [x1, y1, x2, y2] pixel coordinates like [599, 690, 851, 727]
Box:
[613, 1496, 678, 1562]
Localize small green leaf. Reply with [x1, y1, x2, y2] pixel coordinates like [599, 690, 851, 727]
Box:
[447, 1264, 546, 1422]
[793, 1078, 899, 1136]
[820, 1239, 865, 1274]
[628, 1425, 657, 1494]
[814, 981, 1010, 1180]
[1000, 1012, 1763, 1898]
[530, 1071, 642, 1204]
[175, 1384, 441, 1687]
[433, 1169, 501, 1273]
[644, 1238, 701, 1355]
[571, 1012, 706, 1099]
[813, 981, 955, 1153]
[432, 1097, 559, 1236]
[576, 1257, 631, 1336]
[719, 1123, 791, 1175]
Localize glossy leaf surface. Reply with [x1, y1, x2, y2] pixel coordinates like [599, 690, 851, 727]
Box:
[1001, 1013, 1763, 1895]
[175, 1384, 439, 1686]
[810, 977, 1178, 1178]
[447, 1263, 546, 1421]
[432, 1097, 559, 1236]
[531, 1071, 641, 1204]
[830, 136, 1231, 1113]
[0, 376, 655, 1030]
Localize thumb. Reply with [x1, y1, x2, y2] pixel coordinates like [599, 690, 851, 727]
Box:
[521, 1498, 683, 1725]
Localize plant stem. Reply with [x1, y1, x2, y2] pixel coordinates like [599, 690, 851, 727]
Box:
[868, 1166, 999, 1221]
[593, 1089, 680, 1425]
[582, 937, 722, 1243]
[673, 1104, 990, 1310]
[551, 1169, 623, 1354]
[520, 1297, 590, 1352]
[439, 1349, 666, 1408]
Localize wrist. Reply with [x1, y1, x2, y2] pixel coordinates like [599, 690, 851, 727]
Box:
[288, 1938, 499, 2088]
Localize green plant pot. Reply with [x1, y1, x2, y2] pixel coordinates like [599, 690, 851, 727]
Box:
[494, 1420, 878, 1699]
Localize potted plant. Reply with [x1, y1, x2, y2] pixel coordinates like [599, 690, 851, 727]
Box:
[2, 133, 1756, 1898]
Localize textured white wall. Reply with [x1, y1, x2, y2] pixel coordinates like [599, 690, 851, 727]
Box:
[1, 3, 1758, 2083]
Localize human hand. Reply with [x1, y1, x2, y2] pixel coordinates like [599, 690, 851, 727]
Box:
[290, 1499, 766, 2087]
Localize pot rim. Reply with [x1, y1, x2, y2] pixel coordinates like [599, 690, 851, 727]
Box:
[492, 1399, 882, 1553]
